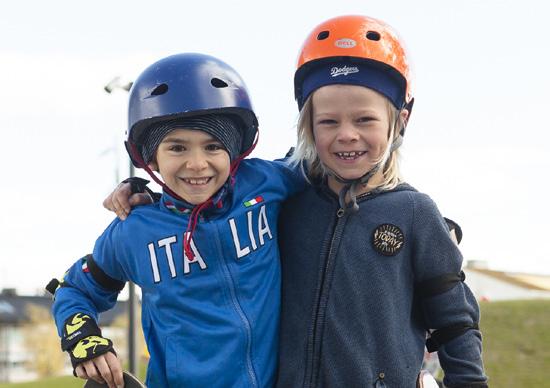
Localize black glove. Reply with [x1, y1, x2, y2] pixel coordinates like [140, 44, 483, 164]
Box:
[69, 335, 115, 370]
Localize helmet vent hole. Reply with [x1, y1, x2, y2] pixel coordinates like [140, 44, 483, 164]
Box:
[366, 31, 381, 41]
[317, 31, 329, 40]
[211, 78, 229, 88]
[151, 84, 168, 96]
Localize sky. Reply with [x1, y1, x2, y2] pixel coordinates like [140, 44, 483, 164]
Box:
[1, 0, 549, 295]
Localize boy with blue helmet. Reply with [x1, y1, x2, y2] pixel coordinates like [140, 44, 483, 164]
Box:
[48, 53, 304, 388]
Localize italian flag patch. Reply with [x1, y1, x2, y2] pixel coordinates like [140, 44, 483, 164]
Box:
[244, 196, 264, 207]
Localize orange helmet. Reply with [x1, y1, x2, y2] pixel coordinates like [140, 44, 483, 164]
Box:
[294, 15, 413, 110]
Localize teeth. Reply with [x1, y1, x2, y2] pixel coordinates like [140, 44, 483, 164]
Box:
[336, 151, 365, 159]
[183, 177, 210, 185]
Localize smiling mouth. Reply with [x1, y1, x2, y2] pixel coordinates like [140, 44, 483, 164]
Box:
[180, 177, 212, 185]
[334, 151, 366, 160]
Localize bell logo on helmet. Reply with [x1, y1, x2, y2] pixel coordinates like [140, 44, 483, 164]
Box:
[330, 66, 359, 78]
[334, 38, 356, 48]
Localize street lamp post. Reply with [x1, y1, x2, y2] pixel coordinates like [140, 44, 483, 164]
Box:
[104, 77, 138, 376]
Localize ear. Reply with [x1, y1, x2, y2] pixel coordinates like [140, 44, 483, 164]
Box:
[401, 98, 414, 127]
[400, 108, 410, 125]
[148, 161, 159, 172]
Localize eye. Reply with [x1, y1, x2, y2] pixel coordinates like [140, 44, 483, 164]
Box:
[205, 143, 224, 151]
[168, 144, 185, 152]
[317, 118, 338, 126]
[357, 116, 376, 124]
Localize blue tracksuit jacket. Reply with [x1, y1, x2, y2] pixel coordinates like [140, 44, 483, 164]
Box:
[52, 158, 304, 388]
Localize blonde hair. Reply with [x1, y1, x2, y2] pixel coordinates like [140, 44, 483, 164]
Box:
[290, 93, 405, 191]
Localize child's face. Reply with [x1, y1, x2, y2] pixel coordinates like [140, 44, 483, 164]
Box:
[149, 128, 231, 204]
[312, 84, 391, 194]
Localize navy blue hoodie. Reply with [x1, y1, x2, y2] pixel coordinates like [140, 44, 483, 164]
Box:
[276, 182, 487, 388]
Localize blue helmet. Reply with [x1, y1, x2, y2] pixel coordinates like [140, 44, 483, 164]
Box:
[126, 53, 258, 166]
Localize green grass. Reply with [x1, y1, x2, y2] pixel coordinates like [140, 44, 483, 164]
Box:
[1, 299, 549, 387]
[0, 375, 81, 388]
[480, 299, 550, 387]
[0, 362, 147, 388]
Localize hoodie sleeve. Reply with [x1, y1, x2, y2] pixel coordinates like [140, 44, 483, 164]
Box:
[51, 219, 128, 337]
[411, 193, 488, 388]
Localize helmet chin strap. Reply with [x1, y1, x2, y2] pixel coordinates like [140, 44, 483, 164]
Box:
[332, 134, 403, 214]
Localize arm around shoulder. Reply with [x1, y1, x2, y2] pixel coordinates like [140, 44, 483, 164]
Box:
[267, 158, 308, 196]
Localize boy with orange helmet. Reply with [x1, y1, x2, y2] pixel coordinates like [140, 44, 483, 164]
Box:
[278, 15, 487, 387]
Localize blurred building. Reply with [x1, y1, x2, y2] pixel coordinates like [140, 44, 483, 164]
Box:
[464, 261, 550, 301]
[0, 288, 132, 383]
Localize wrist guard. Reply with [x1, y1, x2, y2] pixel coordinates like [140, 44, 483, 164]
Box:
[69, 335, 114, 370]
[61, 313, 114, 370]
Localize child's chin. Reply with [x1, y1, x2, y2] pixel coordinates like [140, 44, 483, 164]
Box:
[182, 194, 209, 205]
[181, 189, 219, 205]
[335, 172, 365, 181]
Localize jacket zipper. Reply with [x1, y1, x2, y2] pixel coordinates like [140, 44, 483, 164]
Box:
[304, 206, 346, 388]
[304, 192, 374, 387]
[213, 224, 258, 387]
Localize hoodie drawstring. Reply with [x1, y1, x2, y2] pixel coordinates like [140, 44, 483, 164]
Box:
[183, 199, 214, 260]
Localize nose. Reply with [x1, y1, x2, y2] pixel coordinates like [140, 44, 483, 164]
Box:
[336, 122, 359, 143]
[186, 150, 208, 171]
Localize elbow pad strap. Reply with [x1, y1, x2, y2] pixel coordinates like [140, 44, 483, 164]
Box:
[45, 270, 70, 296]
[45, 278, 61, 296]
[86, 254, 125, 292]
[416, 271, 465, 298]
[426, 322, 479, 353]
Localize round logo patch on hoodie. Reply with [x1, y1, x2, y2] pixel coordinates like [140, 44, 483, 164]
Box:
[372, 224, 404, 256]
